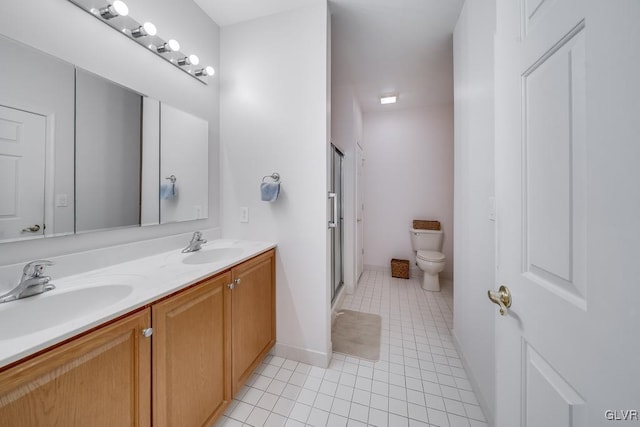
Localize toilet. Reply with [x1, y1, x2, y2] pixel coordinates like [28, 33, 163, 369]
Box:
[410, 228, 446, 291]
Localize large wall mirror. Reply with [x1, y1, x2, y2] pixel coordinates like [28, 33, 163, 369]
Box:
[0, 34, 208, 243]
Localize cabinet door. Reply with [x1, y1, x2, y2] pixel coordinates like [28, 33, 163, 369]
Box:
[0, 309, 151, 426]
[153, 272, 231, 427]
[231, 250, 275, 394]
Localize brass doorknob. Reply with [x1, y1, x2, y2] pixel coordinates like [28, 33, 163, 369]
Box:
[21, 224, 41, 233]
[488, 285, 512, 315]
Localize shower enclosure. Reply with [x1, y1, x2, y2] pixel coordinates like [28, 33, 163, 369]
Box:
[329, 145, 344, 303]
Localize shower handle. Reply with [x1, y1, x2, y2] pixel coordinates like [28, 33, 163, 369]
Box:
[328, 193, 337, 228]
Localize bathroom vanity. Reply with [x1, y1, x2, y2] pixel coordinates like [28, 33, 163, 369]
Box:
[0, 242, 275, 426]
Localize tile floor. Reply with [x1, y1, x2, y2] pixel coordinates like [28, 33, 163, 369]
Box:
[216, 270, 487, 427]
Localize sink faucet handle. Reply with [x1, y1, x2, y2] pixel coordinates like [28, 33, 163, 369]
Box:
[182, 232, 206, 253]
[23, 260, 54, 278]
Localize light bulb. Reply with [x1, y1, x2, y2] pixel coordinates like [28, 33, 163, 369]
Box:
[188, 54, 199, 65]
[158, 39, 180, 53]
[167, 39, 180, 51]
[195, 66, 215, 77]
[99, 0, 128, 19]
[112, 1, 128, 16]
[143, 22, 157, 36]
[131, 22, 157, 38]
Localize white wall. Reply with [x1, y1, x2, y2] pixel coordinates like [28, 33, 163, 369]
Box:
[160, 104, 209, 224]
[0, 0, 220, 265]
[362, 106, 454, 277]
[452, 0, 496, 422]
[331, 85, 363, 294]
[219, 2, 331, 366]
[75, 70, 141, 233]
[141, 98, 161, 227]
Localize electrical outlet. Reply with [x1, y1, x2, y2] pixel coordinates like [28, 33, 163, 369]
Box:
[240, 207, 249, 223]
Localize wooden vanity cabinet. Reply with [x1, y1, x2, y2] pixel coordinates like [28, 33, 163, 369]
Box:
[0, 248, 275, 426]
[230, 249, 276, 394]
[152, 272, 232, 427]
[0, 309, 151, 427]
[152, 248, 275, 422]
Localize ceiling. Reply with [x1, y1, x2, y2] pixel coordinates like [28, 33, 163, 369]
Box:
[194, 0, 464, 113]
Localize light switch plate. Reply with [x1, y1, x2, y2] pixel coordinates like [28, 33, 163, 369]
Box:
[240, 207, 249, 223]
[55, 194, 68, 207]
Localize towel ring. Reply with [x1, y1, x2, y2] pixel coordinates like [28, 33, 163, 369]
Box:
[166, 175, 177, 183]
[262, 173, 280, 183]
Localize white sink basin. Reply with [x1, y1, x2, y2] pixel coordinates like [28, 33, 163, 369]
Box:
[0, 284, 133, 340]
[182, 247, 244, 265]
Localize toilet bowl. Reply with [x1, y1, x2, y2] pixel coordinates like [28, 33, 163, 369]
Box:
[416, 250, 446, 291]
[409, 228, 446, 292]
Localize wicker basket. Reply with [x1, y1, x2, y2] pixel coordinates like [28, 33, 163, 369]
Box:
[412, 220, 441, 231]
[391, 259, 410, 279]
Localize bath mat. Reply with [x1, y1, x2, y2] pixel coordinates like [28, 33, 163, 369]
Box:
[332, 310, 381, 361]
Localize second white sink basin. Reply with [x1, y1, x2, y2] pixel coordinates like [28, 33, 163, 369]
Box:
[182, 247, 244, 265]
[0, 284, 133, 340]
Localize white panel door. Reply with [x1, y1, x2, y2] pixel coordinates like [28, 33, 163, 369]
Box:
[494, 0, 640, 425]
[0, 105, 46, 241]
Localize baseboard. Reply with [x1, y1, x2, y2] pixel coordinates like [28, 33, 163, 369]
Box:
[363, 264, 453, 281]
[272, 342, 331, 368]
[451, 330, 494, 426]
[363, 264, 389, 272]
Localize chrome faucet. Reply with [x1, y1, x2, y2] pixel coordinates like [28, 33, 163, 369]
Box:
[182, 231, 207, 253]
[0, 260, 56, 303]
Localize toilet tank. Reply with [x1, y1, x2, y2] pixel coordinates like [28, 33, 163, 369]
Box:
[410, 228, 443, 252]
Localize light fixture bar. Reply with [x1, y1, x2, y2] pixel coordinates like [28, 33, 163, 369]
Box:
[66, 0, 214, 84]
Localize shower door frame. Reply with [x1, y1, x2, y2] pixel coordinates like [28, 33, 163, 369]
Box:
[329, 144, 344, 304]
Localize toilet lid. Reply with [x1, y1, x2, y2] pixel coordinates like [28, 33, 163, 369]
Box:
[417, 250, 445, 262]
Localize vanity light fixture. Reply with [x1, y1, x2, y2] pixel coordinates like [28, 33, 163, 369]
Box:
[131, 22, 157, 38]
[157, 39, 180, 53]
[67, 0, 214, 84]
[99, 0, 128, 19]
[380, 95, 398, 105]
[195, 66, 215, 77]
[178, 54, 199, 66]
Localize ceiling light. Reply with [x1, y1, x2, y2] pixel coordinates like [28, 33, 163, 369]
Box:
[131, 22, 157, 38]
[380, 95, 397, 105]
[99, 1, 128, 19]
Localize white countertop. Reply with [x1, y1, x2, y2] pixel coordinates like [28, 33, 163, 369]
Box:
[0, 239, 275, 368]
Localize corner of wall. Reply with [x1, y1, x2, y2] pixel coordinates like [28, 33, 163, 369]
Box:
[451, 330, 495, 426]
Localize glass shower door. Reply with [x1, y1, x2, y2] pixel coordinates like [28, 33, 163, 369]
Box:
[329, 145, 344, 303]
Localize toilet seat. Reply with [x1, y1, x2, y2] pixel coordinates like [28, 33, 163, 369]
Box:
[416, 250, 445, 262]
